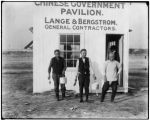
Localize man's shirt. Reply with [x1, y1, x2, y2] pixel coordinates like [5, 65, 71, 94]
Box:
[104, 60, 122, 82]
[48, 57, 66, 75]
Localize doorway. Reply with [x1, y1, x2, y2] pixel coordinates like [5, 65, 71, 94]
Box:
[106, 34, 124, 87]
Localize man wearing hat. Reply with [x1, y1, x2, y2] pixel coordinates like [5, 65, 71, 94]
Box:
[74, 49, 96, 102]
[48, 49, 66, 101]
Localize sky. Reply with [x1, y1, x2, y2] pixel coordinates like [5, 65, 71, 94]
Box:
[129, 3, 148, 49]
[2, 2, 148, 50]
[2, 2, 33, 50]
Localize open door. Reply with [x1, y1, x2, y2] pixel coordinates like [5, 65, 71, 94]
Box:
[106, 34, 124, 87]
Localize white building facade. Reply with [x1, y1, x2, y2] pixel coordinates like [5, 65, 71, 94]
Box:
[33, 2, 129, 93]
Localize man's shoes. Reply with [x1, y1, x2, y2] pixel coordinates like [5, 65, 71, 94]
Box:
[62, 97, 64, 100]
[101, 96, 104, 102]
[111, 97, 114, 102]
[56, 93, 59, 101]
[62, 93, 65, 100]
[80, 99, 83, 103]
[85, 96, 88, 102]
[85, 99, 89, 102]
[111, 99, 114, 103]
[57, 97, 60, 101]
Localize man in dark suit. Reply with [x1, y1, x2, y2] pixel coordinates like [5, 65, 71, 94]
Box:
[74, 49, 96, 102]
[48, 49, 66, 101]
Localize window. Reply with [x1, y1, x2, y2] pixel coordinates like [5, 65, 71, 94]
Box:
[60, 34, 80, 67]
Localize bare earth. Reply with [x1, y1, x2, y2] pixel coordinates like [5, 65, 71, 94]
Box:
[2, 51, 148, 119]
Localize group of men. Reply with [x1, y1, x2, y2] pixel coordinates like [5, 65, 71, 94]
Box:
[48, 48, 122, 103]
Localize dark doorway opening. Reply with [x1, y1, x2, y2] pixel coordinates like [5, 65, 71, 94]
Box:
[106, 34, 124, 87]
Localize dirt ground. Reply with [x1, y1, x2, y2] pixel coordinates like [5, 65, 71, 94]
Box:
[2, 51, 148, 119]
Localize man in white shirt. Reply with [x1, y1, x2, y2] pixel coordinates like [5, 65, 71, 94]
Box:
[74, 49, 96, 102]
[101, 52, 122, 102]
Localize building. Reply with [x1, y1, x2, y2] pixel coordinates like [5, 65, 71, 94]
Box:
[33, 2, 130, 93]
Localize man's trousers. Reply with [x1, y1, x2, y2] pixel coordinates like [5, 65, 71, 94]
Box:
[78, 74, 90, 101]
[101, 81, 118, 102]
[52, 73, 66, 98]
